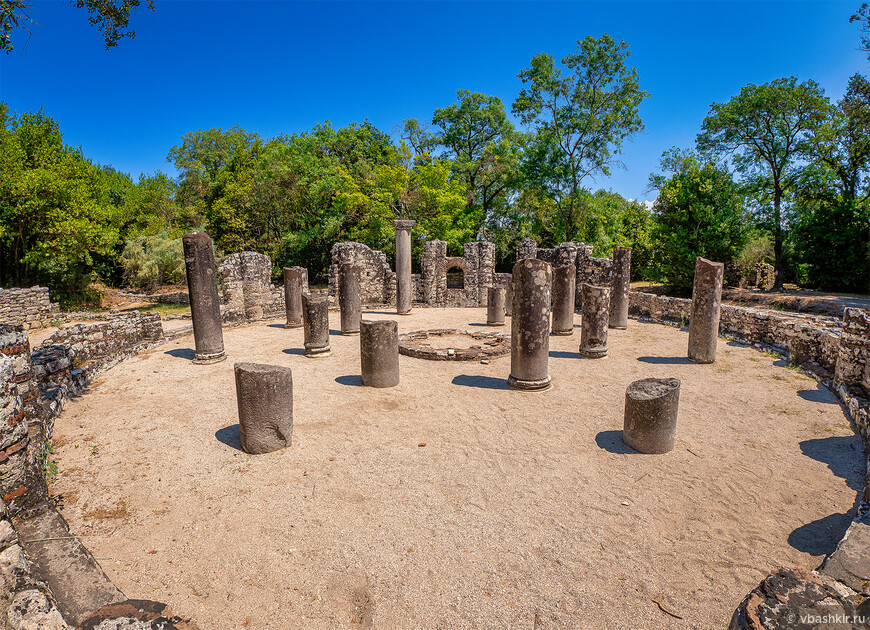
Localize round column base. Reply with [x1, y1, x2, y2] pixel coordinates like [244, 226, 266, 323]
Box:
[193, 351, 226, 365]
[304, 347, 332, 358]
[341, 330, 360, 336]
[551, 330, 573, 336]
[486, 322, 506, 327]
[580, 346, 608, 358]
[507, 374, 552, 392]
[284, 322, 303, 329]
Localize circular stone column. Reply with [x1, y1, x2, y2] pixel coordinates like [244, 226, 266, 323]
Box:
[609, 246, 632, 329]
[487, 287, 506, 326]
[508, 258, 552, 391]
[339, 263, 361, 335]
[687, 257, 724, 364]
[360, 320, 399, 387]
[302, 294, 331, 358]
[393, 220, 416, 315]
[234, 362, 293, 454]
[580, 283, 610, 358]
[182, 232, 226, 364]
[622, 377, 681, 454]
[283, 267, 307, 329]
[551, 264, 576, 336]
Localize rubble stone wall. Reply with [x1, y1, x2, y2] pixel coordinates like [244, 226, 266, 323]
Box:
[0, 287, 59, 329]
[328, 242, 394, 306]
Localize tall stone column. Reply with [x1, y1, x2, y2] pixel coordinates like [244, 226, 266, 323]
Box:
[234, 362, 293, 454]
[360, 320, 399, 388]
[508, 259, 552, 391]
[283, 267, 307, 329]
[393, 219, 416, 315]
[687, 257, 724, 364]
[551, 264, 576, 336]
[609, 246, 632, 329]
[486, 287, 506, 326]
[339, 263, 361, 335]
[182, 232, 226, 364]
[302, 294, 331, 358]
[579, 283, 610, 358]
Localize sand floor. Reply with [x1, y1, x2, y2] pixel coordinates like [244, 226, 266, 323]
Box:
[50, 308, 865, 629]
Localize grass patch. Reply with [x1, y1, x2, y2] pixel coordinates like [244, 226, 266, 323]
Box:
[135, 303, 191, 317]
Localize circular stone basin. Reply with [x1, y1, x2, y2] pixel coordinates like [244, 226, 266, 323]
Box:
[399, 328, 510, 361]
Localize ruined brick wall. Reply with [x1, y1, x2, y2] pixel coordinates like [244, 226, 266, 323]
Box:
[834, 308, 870, 389]
[328, 242, 394, 306]
[749, 263, 776, 291]
[0, 287, 59, 329]
[0, 327, 30, 511]
[218, 252, 273, 321]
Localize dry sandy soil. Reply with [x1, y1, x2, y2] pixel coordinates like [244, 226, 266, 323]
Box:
[50, 308, 864, 630]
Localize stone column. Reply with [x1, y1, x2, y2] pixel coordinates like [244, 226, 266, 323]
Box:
[360, 320, 399, 387]
[609, 246, 632, 329]
[508, 259, 552, 391]
[283, 267, 307, 329]
[339, 263, 361, 335]
[687, 257, 724, 363]
[504, 277, 513, 317]
[302, 294, 331, 358]
[393, 220, 416, 315]
[182, 232, 226, 364]
[551, 265, 576, 336]
[622, 377, 681, 454]
[580, 283, 610, 358]
[234, 362, 293, 454]
[486, 287, 506, 326]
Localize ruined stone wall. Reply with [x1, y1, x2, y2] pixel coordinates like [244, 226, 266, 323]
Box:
[516, 238, 537, 261]
[0, 287, 59, 329]
[749, 262, 776, 291]
[834, 308, 870, 390]
[328, 242, 394, 306]
[218, 251, 273, 321]
[0, 327, 30, 512]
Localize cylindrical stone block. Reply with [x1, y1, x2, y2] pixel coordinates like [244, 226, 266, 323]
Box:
[339, 263, 361, 335]
[551, 264, 576, 336]
[508, 259, 552, 391]
[302, 294, 331, 358]
[687, 257, 724, 364]
[283, 267, 307, 329]
[234, 362, 293, 454]
[487, 287, 506, 326]
[393, 219, 416, 315]
[609, 246, 632, 329]
[504, 279, 513, 317]
[182, 232, 226, 364]
[622, 377, 681, 454]
[360, 320, 399, 388]
[579, 283, 610, 358]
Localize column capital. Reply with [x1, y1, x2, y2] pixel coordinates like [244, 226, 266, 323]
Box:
[392, 219, 416, 231]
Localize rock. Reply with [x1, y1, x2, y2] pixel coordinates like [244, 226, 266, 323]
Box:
[0, 519, 18, 550]
[75, 600, 200, 630]
[0, 544, 28, 591]
[821, 516, 870, 593]
[8, 589, 70, 630]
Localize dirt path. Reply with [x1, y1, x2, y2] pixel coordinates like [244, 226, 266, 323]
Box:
[50, 308, 864, 630]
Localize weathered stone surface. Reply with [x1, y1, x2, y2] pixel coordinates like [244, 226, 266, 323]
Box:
[76, 600, 200, 630]
[508, 259, 552, 391]
[0, 519, 17, 550]
[580, 284, 610, 358]
[821, 515, 870, 593]
[0, 287, 59, 330]
[609, 246, 631, 329]
[182, 232, 226, 365]
[688, 257, 724, 364]
[218, 251, 272, 321]
[7, 589, 69, 630]
[623, 378, 680, 454]
[234, 363, 293, 455]
[360, 320, 399, 388]
[339, 264, 361, 335]
[302, 294, 331, 358]
[393, 220, 416, 315]
[486, 287, 506, 327]
[749, 262, 776, 290]
[399, 329, 510, 361]
[551, 265, 575, 336]
[836, 308, 870, 389]
[328, 242, 394, 306]
[283, 267, 307, 328]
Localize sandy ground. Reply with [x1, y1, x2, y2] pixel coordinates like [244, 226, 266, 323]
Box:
[50, 308, 864, 630]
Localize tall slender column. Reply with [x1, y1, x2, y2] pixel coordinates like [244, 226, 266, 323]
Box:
[551, 264, 576, 336]
[283, 267, 307, 329]
[182, 232, 226, 364]
[339, 263, 361, 335]
[687, 257, 724, 363]
[508, 259, 552, 391]
[302, 294, 331, 358]
[609, 246, 632, 329]
[580, 283, 610, 358]
[486, 286, 506, 326]
[393, 220, 416, 315]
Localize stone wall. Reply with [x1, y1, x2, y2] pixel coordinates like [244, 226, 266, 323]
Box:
[328, 242, 394, 306]
[0, 287, 59, 329]
[219, 252, 273, 321]
[749, 262, 776, 290]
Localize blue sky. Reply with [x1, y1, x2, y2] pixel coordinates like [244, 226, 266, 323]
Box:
[1, 1, 866, 201]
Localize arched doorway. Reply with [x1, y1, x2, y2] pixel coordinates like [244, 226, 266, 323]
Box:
[446, 266, 465, 289]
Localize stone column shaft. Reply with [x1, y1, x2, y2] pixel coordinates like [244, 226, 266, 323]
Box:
[360, 320, 399, 387]
[580, 283, 610, 358]
[182, 232, 226, 364]
[508, 259, 552, 391]
[687, 257, 724, 363]
[551, 265, 576, 336]
[283, 267, 307, 329]
[339, 264, 361, 335]
[234, 362, 293, 454]
[487, 287, 506, 326]
[302, 294, 331, 357]
[393, 220, 416, 315]
[609, 246, 632, 329]
[622, 378, 680, 454]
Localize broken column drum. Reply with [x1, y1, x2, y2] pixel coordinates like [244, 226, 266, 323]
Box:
[551, 264, 576, 336]
[283, 267, 307, 329]
[622, 377, 681, 454]
[393, 220, 416, 315]
[182, 232, 226, 364]
[580, 283, 610, 358]
[234, 362, 293, 454]
[487, 286, 506, 326]
[687, 257, 724, 364]
[508, 258, 552, 391]
[302, 294, 331, 358]
[609, 246, 632, 329]
[339, 263, 361, 335]
[360, 319, 399, 388]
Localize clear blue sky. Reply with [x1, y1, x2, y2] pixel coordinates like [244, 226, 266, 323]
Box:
[1, 1, 866, 201]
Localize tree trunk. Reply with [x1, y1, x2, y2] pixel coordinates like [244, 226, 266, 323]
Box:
[773, 186, 783, 290]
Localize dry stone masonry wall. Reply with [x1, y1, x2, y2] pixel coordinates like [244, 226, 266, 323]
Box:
[0, 287, 59, 329]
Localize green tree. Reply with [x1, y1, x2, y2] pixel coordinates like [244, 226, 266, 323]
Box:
[512, 34, 649, 242]
[696, 77, 829, 287]
[852, 3, 870, 61]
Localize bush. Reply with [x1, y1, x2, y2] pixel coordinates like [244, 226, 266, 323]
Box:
[120, 232, 185, 290]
